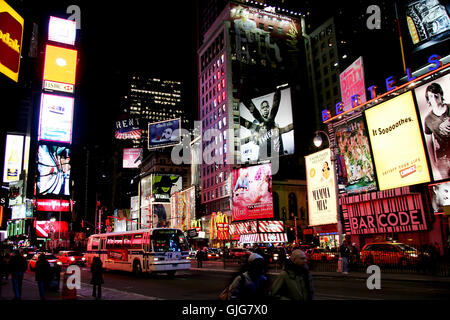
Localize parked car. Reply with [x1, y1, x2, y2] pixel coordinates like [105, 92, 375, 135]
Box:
[306, 248, 338, 261]
[57, 251, 86, 266]
[206, 248, 221, 260]
[28, 253, 62, 291]
[228, 248, 252, 259]
[29, 253, 62, 271]
[360, 242, 420, 266]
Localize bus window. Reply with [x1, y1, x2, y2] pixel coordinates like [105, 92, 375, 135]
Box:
[152, 229, 189, 252]
[114, 236, 123, 249]
[132, 234, 143, 249]
[106, 236, 114, 249]
[124, 235, 132, 249]
[91, 238, 99, 250]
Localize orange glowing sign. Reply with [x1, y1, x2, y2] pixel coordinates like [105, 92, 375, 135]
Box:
[43, 44, 77, 85]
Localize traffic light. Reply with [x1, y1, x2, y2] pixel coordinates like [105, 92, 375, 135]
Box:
[81, 220, 84, 228]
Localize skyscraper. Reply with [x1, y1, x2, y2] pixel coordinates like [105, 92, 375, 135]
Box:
[120, 74, 191, 150]
[198, 1, 308, 217]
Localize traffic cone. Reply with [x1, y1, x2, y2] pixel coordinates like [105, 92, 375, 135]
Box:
[61, 269, 77, 299]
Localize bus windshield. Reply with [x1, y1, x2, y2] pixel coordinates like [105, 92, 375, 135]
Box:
[152, 229, 189, 252]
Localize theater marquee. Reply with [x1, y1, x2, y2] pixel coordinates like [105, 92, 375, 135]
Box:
[341, 193, 428, 235]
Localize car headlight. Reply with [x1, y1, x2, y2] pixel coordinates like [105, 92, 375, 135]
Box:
[56, 262, 62, 266]
[70, 257, 75, 261]
[82, 257, 86, 261]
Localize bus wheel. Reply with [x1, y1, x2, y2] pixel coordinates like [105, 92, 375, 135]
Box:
[167, 270, 176, 278]
[133, 260, 142, 277]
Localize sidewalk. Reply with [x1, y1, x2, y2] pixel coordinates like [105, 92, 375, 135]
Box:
[0, 272, 161, 301]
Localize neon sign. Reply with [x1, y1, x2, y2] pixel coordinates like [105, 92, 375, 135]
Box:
[322, 54, 444, 123]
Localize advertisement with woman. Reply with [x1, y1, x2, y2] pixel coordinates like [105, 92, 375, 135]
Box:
[232, 164, 273, 221]
[334, 116, 377, 194]
[414, 74, 450, 181]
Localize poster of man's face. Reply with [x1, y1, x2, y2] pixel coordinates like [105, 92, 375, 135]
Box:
[239, 87, 294, 163]
[414, 74, 450, 181]
[429, 181, 450, 214]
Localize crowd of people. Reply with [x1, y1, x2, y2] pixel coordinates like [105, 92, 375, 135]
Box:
[0, 248, 104, 300]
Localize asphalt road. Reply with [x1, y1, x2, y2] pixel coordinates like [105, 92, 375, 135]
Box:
[74, 266, 450, 300]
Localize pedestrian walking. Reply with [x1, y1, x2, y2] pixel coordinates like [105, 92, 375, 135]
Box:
[270, 249, 314, 301]
[228, 253, 269, 300]
[349, 243, 359, 271]
[90, 256, 104, 299]
[339, 240, 351, 274]
[196, 249, 204, 268]
[8, 250, 28, 300]
[35, 253, 51, 300]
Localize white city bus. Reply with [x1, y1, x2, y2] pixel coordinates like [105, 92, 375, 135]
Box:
[85, 228, 191, 277]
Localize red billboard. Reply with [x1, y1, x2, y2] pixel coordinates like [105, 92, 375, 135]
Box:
[341, 193, 428, 235]
[232, 164, 273, 221]
[36, 199, 70, 212]
[35, 220, 68, 238]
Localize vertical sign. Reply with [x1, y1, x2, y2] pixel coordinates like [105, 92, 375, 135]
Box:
[339, 57, 367, 112]
[305, 148, 338, 226]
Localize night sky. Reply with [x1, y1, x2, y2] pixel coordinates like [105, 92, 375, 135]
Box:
[18, 0, 199, 148]
[77, 1, 199, 147]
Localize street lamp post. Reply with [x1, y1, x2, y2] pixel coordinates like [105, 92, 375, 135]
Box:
[313, 130, 344, 247]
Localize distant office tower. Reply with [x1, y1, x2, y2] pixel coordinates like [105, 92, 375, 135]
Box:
[121, 74, 191, 149]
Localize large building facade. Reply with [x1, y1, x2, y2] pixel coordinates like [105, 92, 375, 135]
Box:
[197, 1, 310, 245]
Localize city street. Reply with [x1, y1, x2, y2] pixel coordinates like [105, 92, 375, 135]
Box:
[1, 262, 448, 301]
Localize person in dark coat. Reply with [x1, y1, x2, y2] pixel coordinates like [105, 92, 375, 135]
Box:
[8, 250, 28, 300]
[229, 253, 269, 300]
[196, 249, 204, 268]
[271, 250, 314, 301]
[35, 253, 51, 300]
[339, 240, 351, 274]
[90, 256, 104, 299]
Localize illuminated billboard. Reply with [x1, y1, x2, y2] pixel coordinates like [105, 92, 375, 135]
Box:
[48, 16, 76, 45]
[151, 174, 182, 202]
[0, 0, 24, 82]
[342, 193, 428, 235]
[148, 118, 181, 150]
[339, 57, 367, 112]
[38, 93, 74, 144]
[365, 91, 431, 190]
[334, 116, 377, 194]
[239, 87, 294, 162]
[229, 3, 301, 65]
[170, 187, 195, 231]
[115, 117, 142, 140]
[413, 74, 450, 181]
[429, 181, 450, 215]
[3, 134, 23, 183]
[35, 220, 68, 238]
[404, 0, 450, 51]
[232, 164, 273, 221]
[36, 199, 70, 212]
[43, 44, 77, 85]
[37, 145, 71, 196]
[123, 148, 142, 168]
[305, 148, 338, 226]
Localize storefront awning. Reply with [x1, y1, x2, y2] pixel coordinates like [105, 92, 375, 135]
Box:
[239, 233, 288, 244]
